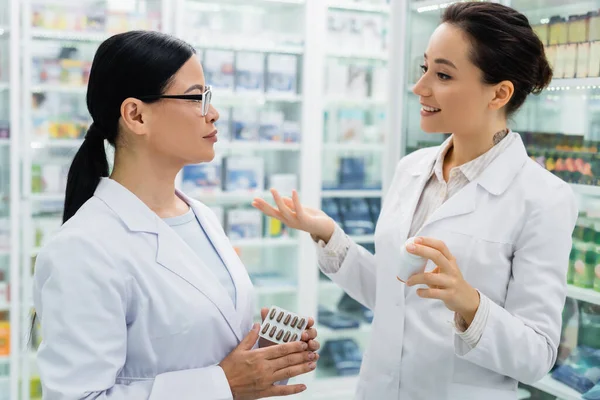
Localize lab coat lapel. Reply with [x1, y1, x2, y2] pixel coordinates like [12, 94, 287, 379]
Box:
[154, 221, 243, 342]
[94, 178, 243, 342]
[417, 134, 529, 232]
[177, 189, 252, 336]
[418, 181, 478, 230]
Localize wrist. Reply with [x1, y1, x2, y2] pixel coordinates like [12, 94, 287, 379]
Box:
[312, 219, 336, 244]
[459, 288, 480, 327]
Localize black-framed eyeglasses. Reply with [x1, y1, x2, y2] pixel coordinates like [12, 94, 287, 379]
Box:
[138, 85, 213, 116]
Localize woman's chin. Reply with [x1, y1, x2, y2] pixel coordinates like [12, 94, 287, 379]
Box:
[420, 122, 444, 134]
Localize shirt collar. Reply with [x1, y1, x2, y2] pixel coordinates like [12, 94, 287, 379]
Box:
[431, 130, 517, 183]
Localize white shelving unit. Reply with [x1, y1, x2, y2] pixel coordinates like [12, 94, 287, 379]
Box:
[566, 285, 600, 307]
[322, 190, 383, 198]
[530, 374, 583, 400]
[2, 1, 21, 399]
[18, 2, 174, 399]
[327, 0, 390, 13]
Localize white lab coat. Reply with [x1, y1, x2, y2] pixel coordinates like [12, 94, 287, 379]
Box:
[33, 178, 256, 400]
[324, 135, 578, 400]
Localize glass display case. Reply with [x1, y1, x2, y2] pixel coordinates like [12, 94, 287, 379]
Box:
[316, 0, 390, 388]
[174, 0, 306, 326]
[20, 1, 169, 399]
[0, 1, 18, 399]
[403, 1, 600, 399]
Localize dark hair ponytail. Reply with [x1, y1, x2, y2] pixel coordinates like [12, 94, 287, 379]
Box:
[442, 2, 553, 115]
[62, 124, 109, 222]
[62, 30, 195, 223]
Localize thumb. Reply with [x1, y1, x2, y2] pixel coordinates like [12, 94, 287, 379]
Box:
[240, 323, 260, 350]
[261, 307, 269, 322]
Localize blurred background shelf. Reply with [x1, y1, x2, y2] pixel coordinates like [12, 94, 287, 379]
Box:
[327, 0, 390, 13]
[570, 184, 600, 197]
[231, 237, 298, 248]
[322, 190, 383, 198]
[566, 285, 600, 306]
[323, 143, 384, 152]
[529, 374, 583, 400]
[30, 28, 108, 42]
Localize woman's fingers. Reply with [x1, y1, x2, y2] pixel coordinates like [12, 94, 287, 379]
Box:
[258, 383, 307, 398]
[271, 189, 296, 221]
[292, 190, 306, 220]
[252, 199, 284, 221]
[271, 361, 317, 383]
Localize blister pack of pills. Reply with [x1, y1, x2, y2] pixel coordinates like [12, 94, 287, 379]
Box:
[259, 306, 308, 344]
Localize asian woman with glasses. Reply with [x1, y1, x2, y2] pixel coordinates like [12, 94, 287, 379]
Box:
[32, 31, 319, 400]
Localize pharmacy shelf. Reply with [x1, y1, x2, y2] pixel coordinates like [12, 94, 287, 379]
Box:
[567, 285, 600, 306]
[327, 1, 390, 13]
[323, 143, 384, 152]
[0, 25, 9, 36]
[325, 96, 386, 107]
[0, 82, 8, 91]
[217, 91, 302, 105]
[30, 139, 84, 149]
[216, 141, 301, 152]
[319, 323, 372, 339]
[319, 279, 338, 291]
[0, 356, 8, 364]
[190, 190, 271, 205]
[547, 77, 600, 90]
[0, 138, 9, 147]
[31, 84, 87, 95]
[255, 285, 298, 295]
[350, 235, 375, 243]
[0, 303, 9, 312]
[30, 28, 108, 42]
[231, 237, 299, 248]
[29, 193, 65, 202]
[194, 40, 303, 55]
[530, 375, 582, 400]
[517, 389, 532, 400]
[410, 0, 456, 13]
[570, 183, 600, 197]
[321, 190, 383, 198]
[0, 249, 9, 256]
[327, 49, 388, 61]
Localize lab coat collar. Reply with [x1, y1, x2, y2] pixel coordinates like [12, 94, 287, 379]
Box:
[407, 133, 528, 196]
[94, 178, 161, 234]
[94, 178, 244, 342]
[474, 133, 528, 196]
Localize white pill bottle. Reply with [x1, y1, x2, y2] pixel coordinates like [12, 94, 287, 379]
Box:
[397, 237, 428, 282]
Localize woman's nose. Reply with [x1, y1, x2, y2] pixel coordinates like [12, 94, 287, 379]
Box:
[412, 75, 431, 97]
[206, 104, 219, 123]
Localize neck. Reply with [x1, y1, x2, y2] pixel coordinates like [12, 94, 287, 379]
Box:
[110, 149, 188, 218]
[447, 120, 508, 167]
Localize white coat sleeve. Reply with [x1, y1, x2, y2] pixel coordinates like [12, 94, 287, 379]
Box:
[33, 232, 233, 400]
[319, 229, 378, 310]
[454, 185, 578, 384]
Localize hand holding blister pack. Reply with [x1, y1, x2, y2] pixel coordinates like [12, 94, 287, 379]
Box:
[260, 306, 308, 344]
[397, 237, 428, 283]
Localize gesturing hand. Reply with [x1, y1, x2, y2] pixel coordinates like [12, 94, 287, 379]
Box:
[252, 189, 335, 243]
[404, 237, 480, 326]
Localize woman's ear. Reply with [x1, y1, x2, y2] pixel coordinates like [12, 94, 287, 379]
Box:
[489, 81, 514, 111]
[120, 98, 147, 137]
